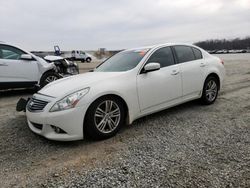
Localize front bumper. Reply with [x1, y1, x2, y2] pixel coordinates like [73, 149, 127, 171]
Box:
[26, 94, 89, 141]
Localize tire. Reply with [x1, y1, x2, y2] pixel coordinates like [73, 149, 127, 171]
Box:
[40, 71, 60, 88]
[86, 57, 92, 63]
[84, 96, 125, 140]
[81, 59, 85, 63]
[200, 76, 219, 105]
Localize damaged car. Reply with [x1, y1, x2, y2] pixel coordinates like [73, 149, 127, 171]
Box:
[0, 42, 79, 90]
[43, 55, 79, 78]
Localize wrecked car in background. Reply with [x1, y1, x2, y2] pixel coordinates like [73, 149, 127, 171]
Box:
[0, 42, 79, 90]
[44, 55, 79, 77]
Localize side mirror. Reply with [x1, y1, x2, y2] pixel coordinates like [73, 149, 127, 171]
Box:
[143, 62, 161, 73]
[20, 54, 33, 60]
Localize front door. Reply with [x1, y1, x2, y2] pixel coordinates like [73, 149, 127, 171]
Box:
[137, 46, 182, 113]
[0, 44, 39, 88]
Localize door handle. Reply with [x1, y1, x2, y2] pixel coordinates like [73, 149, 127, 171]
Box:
[171, 70, 179, 75]
[200, 63, 206, 67]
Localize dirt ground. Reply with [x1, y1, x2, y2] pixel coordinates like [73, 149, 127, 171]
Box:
[0, 54, 249, 187]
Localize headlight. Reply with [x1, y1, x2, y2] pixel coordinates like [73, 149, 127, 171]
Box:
[50, 88, 89, 112]
[66, 67, 74, 74]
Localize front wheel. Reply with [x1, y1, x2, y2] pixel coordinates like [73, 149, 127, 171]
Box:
[40, 72, 60, 88]
[200, 76, 219, 105]
[84, 96, 125, 140]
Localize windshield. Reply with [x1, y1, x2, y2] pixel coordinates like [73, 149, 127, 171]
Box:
[95, 49, 149, 72]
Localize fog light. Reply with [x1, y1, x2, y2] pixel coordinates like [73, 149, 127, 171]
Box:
[51, 125, 66, 134]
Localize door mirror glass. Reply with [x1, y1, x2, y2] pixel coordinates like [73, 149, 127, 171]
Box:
[143, 62, 160, 73]
[20, 54, 33, 60]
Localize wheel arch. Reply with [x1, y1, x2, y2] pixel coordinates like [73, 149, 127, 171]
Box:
[84, 93, 130, 128]
[205, 72, 221, 90]
[38, 69, 60, 85]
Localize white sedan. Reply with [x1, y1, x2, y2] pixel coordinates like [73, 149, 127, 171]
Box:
[26, 43, 225, 141]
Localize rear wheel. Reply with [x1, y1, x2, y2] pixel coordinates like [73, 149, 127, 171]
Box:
[84, 96, 125, 140]
[201, 76, 219, 105]
[40, 72, 60, 88]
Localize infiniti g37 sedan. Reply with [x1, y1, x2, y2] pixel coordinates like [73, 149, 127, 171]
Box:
[26, 43, 225, 141]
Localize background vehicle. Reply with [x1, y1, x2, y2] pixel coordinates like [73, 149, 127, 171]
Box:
[54, 45, 63, 56]
[71, 50, 92, 62]
[0, 42, 78, 90]
[25, 43, 225, 141]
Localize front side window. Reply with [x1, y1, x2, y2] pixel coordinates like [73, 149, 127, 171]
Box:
[0, 45, 25, 60]
[95, 49, 149, 72]
[146, 47, 175, 68]
[174, 46, 195, 63]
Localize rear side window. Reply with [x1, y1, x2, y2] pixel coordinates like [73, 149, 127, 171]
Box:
[147, 47, 175, 68]
[192, 47, 203, 60]
[174, 46, 195, 63]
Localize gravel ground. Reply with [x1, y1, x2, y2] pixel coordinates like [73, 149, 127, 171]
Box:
[0, 54, 249, 187]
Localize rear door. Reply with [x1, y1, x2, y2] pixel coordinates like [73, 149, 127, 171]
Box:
[0, 44, 39, 87]
[173, 45, 205, 99]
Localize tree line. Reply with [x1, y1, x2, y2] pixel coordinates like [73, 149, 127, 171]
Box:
[194, 37, 250, 50]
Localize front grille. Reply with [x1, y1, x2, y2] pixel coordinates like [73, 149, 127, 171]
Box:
[27, 98, 49, 112]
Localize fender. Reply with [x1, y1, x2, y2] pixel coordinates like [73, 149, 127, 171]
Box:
[203, 68, 222, 89]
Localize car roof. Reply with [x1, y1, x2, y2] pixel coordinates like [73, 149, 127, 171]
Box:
[0, 42, 34, 55]
[0, 41, 26, 49]
[125, 43, 200, 52]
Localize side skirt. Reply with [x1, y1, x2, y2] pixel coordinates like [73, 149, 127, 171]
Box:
[0, 81, 37, 90]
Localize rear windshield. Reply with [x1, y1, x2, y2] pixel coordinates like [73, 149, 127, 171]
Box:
[95, 49, 149, 72]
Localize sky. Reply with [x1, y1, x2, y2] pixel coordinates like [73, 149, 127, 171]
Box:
[0, 0, 250, 51]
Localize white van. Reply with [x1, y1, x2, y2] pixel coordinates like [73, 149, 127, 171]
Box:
[71, 50, 92, 62]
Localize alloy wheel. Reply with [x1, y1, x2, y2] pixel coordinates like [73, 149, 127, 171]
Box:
[45, 75, 58, 84]
[94, 100, 121, 134]
[205, 80, 218, 102]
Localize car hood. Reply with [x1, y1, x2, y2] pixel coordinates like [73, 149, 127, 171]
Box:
[38, 72, 124, 98]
